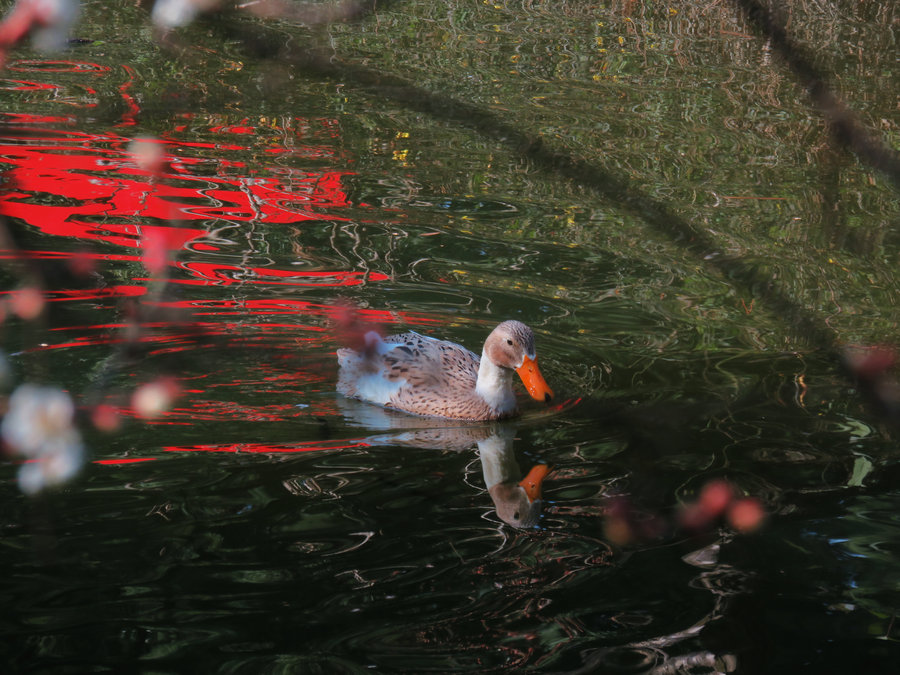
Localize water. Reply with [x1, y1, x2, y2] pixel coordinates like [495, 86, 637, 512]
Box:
[2, 0, 900, 672]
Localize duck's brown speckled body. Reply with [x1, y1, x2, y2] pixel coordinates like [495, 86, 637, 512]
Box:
[337, 320, 553, 420]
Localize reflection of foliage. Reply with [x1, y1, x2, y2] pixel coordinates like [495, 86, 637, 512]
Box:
[1, 0, 897, 444]
[0, 2, 898, 672]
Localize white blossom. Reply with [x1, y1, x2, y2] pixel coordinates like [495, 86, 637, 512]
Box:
[2, 384, 84, 494]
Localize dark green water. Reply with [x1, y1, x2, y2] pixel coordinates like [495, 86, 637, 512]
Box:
[1, 0, 899, 672]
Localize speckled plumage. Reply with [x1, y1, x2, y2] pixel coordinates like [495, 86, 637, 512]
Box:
[336, 320, 552, 420]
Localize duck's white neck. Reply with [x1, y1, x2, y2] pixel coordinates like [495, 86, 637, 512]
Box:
[477, 433, 519, 489]
[475, 350, 517, 415]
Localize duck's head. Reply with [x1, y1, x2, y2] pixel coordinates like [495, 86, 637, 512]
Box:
[484, 320, 554, 403]
[489, 463, 551, 528]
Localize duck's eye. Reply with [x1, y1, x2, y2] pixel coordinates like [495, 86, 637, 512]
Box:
[507, 339, 513, 346]
[513, 511, 520, 520]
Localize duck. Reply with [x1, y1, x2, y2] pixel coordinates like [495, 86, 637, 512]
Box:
[336, 320, 553, 420]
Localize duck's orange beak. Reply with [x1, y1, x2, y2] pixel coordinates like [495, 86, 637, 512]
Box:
[516, 355, 553, 403]
[519, 463, 550, 503]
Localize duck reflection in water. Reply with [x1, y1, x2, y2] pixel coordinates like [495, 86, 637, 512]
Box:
[476, 426, 548, 529]
[336, 398, 550, 529]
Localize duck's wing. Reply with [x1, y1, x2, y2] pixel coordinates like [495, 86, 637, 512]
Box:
[382, 332, 478, 390]
[387, 334, 498, 418]
[338, 331, 489, 418]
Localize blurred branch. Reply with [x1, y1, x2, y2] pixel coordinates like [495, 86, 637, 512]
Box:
[732, 0, 900, 191]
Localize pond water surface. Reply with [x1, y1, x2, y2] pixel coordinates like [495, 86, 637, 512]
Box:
[1, 1, 899, 672]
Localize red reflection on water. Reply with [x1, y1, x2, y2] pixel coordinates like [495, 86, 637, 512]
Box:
[1, 112, 74, 124]
[2, 79, 58, 91]
[6, 60, 112, 74]
[2, 61, 111, 105]
[0, 86, 429, 437]
[0, 248, 142, 265]
[169, 262, 387, 287]
[0, 108, 368, 289]
[3, 293, 440, 359]
[163, 439, 371, 453]
[133, 297, 441, 328]
[91, 439, 371, 465]
[0, 130, 349, 241]
[116, 64, 139, 127]
[209, 123, 256, 135]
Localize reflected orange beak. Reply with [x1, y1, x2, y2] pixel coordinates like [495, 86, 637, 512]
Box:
[518, 464, 550, 503]
[516, 355, 553, 403]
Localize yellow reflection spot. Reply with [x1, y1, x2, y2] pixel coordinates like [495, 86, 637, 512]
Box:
[669, 8, 678, 15]
[392, 149, 408, 162]
[395, 131, 409, 139]
[618, 36, 625, 46]
[796, 374, 807, 407]
[595, 36, 603, 47]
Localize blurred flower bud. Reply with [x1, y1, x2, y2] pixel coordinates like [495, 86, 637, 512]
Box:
[728, 497, 765, 533]
[128, 136, 167, 174]
[0, 0, 80, 57]
[141, 228, 170, 275]
[91, 403, 122, 432]
[151, 0, 219, 30]
[132, 377, 180, 419]
[9, 286, 45, 320]
[30, 0, 79, 53]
